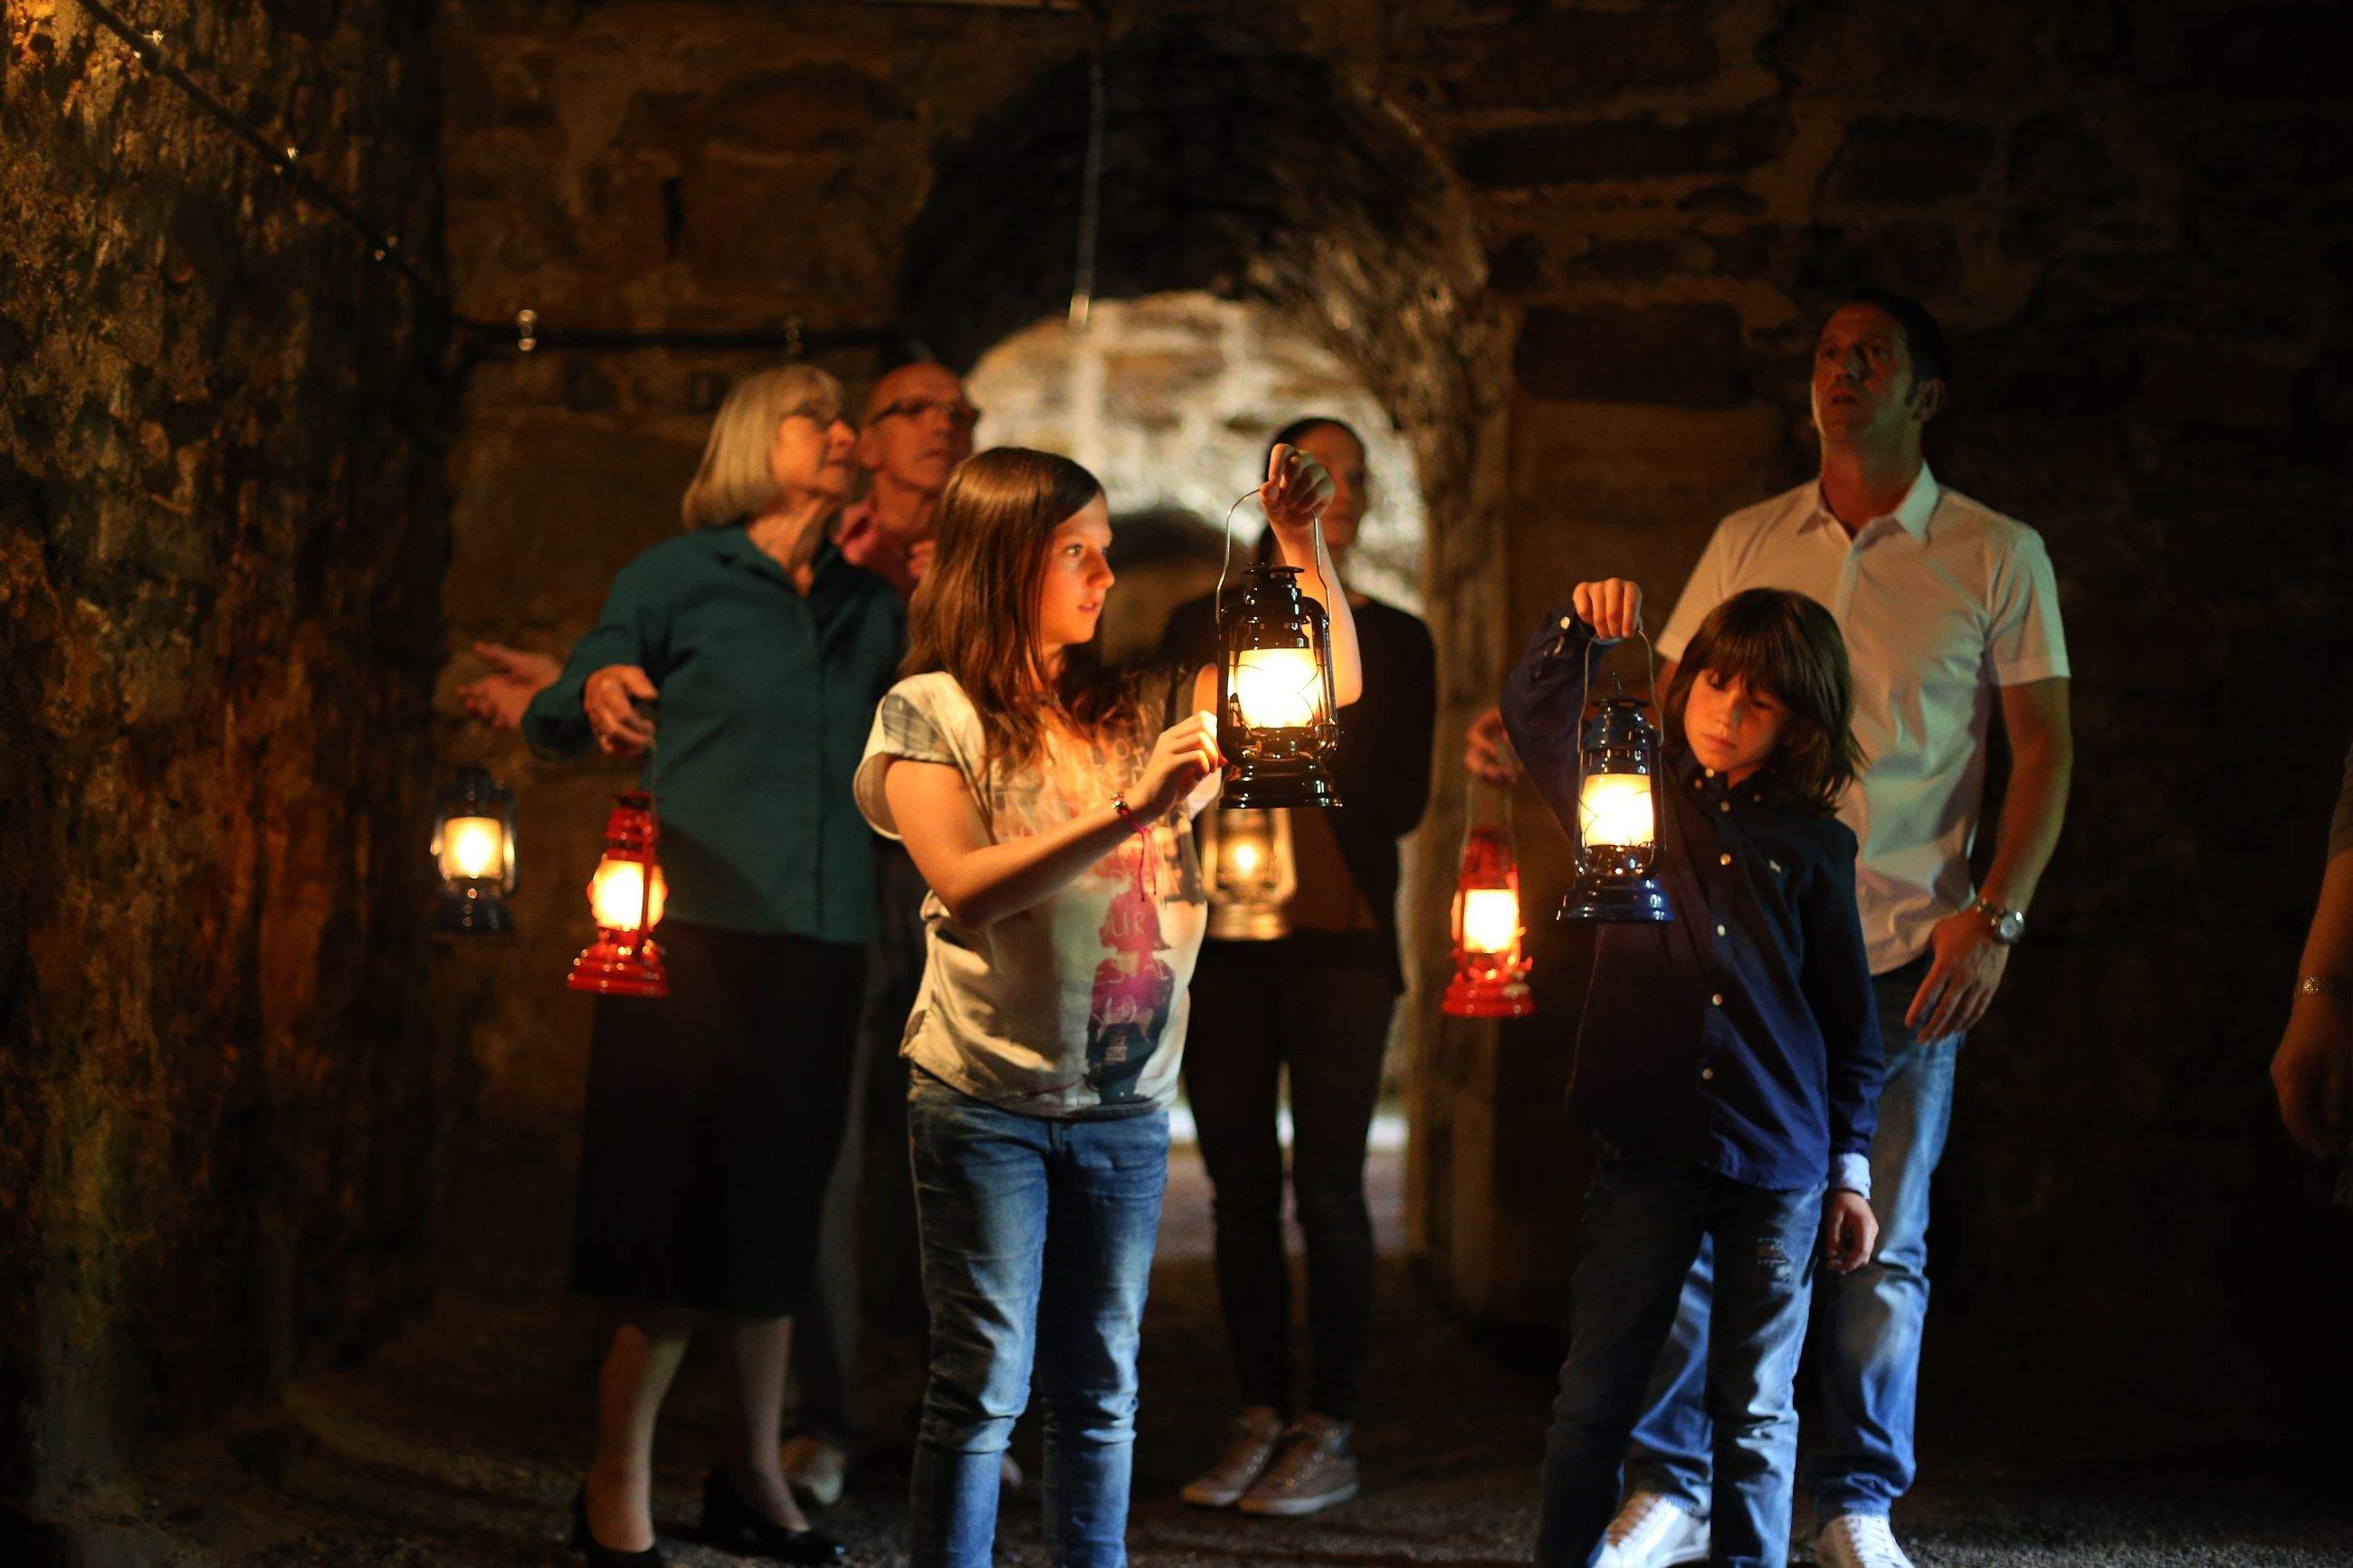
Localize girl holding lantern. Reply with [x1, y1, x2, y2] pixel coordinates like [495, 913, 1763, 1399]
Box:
[853, 442, 1358, 1568]
[519, 366, 902, 1567]
[1500, 580, 1883, 1568]
[1156, 417, 1437, 1517]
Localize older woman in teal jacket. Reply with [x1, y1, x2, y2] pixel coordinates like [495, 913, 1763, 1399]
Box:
[521, 366, 900, 1566]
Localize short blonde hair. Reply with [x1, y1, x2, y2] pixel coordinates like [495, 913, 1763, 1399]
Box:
[680, 365, 847, 529]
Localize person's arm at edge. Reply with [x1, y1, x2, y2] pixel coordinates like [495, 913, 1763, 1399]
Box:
[1264, 461, 1362, 708]
[2272, 834, 2353, 1159]
[1908, 677, 2072, 1037]
[1805, 825, 1884, 1198]
[520, 563, 661, 760]
[1805, 825, 1884, 1274]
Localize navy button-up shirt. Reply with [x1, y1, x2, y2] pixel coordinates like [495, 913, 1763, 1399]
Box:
[1501, 610, 1882, 1194]
[524, 525, 905, 943]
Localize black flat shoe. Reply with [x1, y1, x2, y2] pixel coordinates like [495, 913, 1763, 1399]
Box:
[699, 1469, 847, 1563]
[570, 1487, 667, 1566]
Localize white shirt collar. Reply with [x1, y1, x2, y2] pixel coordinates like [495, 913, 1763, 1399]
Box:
[1802, 463, 1942, 543]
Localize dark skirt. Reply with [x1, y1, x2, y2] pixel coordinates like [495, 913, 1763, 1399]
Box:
[568, 919, 866, 1316]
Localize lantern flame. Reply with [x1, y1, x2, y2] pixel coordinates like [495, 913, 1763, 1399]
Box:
[1579, 773, 1657, 850]
[439, 815, 506, 880]
[1232, 647, 1321, 729]
[589, 858, 668, 933]
[1460, 888, 1520, 954]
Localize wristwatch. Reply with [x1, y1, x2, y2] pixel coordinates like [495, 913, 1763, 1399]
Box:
[1972, 897, 2026, 945]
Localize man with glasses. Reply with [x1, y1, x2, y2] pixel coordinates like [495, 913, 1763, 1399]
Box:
[834, 361, 980, 598]
[783, 360, 981, 1507]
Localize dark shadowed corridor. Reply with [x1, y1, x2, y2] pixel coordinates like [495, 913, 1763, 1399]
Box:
[53, 1124, 2352, 1567]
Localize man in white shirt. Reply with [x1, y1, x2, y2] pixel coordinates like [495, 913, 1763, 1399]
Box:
[1472, 291, 2072, 1568]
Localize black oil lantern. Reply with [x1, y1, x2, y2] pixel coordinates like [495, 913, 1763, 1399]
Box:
[431, 765, 516, 935]
[1216, 564, 1341, 809]
[1559, 674, 1675, 925]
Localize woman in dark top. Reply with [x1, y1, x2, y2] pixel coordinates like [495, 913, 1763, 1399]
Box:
[1158, 417, 1437, 1517]
[520, 366, 902, 1567]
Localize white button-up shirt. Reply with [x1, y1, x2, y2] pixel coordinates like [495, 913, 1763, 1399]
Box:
[1657, 467, 2068, 974]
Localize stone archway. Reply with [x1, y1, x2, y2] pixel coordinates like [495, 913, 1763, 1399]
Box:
[893, 22, 1512, 1267]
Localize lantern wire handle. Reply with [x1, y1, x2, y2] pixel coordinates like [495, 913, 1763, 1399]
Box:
[1578, 616, 1663, 717]
[1460, 764, 1517, 863]
[1210, 464, 1336, 630]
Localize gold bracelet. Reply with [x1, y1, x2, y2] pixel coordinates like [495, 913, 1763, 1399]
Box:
[2298, 974, 2350, 1001]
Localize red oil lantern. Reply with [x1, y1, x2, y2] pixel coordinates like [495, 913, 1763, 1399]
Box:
[1443, 786, 1535, 1019]
[567, 792, 669, 998]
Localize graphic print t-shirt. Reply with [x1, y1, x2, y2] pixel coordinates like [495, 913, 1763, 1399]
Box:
[854, 670, 1212, 1117]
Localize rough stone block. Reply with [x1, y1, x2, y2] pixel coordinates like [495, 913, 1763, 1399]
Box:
[1820, 116, 1996, 204]
[1514, 305, 1748, 407]
[2133, 337, 2302, 430]
[2008, 113, 2135, 210]
[1792, 220, 1965, 303]
[1509, 396, 1794, 508]
[1458, 105, 1788, 188]
[618, 65, 901, 157]
[1452, 6, 1719, 110]
[444, 418, 701, 630]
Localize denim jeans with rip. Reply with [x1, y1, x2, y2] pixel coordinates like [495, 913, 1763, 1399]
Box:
[1626, 958, 1959, 1522]
[1537, 1162, 1824, 1568]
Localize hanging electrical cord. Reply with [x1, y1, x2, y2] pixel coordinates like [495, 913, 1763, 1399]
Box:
[67, 0, 897, 365]
[1066, 0, 1108, 329]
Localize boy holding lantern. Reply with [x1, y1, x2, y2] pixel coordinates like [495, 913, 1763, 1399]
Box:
[1503, 580, 1884, 1568]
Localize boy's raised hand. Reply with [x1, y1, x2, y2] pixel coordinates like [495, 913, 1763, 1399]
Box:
[1823, 1191, 1878, 1275]
[1572, 578, 1643, 643]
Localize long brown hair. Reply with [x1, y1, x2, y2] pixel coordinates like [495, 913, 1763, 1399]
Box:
[904, 446, 1140, 768]
[1660, 588, 1865, 813]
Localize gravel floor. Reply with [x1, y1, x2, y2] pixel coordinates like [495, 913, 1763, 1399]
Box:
[53, 1131, 2353, 1566]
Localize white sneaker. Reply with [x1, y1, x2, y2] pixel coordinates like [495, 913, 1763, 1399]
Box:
[1180, 1406, 1286, 1508]
[1815, 1513, 1915, 1568]
[1596, 1491, 1709, 1568]
[1234, 1415, 1359, 1516]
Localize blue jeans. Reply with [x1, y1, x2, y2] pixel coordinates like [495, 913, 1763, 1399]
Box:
[1627, 961, 1961, 1521]
[1537, 1164, 1823, 1568]
[905, 1072, 1168, 1568]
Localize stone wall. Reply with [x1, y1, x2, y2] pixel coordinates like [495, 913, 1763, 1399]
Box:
[0, 0, 447, 1516]
[434, 0, 2353, 1453]
[967, 290, 1428, 614]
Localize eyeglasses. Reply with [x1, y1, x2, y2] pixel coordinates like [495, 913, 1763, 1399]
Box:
[872, 396, 981, 432]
